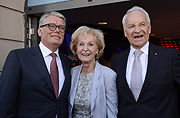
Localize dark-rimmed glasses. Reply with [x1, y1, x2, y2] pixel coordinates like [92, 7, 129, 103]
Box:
[40, 23, 66, 33]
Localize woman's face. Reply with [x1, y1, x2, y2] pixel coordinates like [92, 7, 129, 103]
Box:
[76, 34, 99, 64]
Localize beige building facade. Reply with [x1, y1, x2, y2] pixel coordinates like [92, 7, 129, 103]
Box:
[0, 0, 25, 74]
[0, 0, 129, 74]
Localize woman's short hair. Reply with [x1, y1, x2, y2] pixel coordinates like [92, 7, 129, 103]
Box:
[70, 26, 105, 60]
[39, 11, 66, 27]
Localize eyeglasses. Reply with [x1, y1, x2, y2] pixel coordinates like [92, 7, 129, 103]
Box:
[40, 23, 66, 33]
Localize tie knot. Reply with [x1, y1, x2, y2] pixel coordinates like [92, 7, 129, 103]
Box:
[50, 53, 56, 58]
[134, 50, 143, 58]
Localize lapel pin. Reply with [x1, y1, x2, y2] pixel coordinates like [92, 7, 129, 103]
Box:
[155, 52, 158, 56]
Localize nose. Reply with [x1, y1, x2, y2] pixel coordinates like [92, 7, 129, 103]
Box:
[134, 25, 141, 33]
[83, 45, 88, 51]
[54, 26, 60, 33]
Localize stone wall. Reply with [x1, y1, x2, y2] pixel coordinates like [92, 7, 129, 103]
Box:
[0, 0, 25, 73]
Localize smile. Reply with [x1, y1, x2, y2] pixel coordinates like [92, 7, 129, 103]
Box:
[133, 35, 144, 40]
[82, 53, 90, 56]
[51, 36, 60, 39]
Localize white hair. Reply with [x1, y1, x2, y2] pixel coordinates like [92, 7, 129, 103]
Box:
[122, 6, 151, 29]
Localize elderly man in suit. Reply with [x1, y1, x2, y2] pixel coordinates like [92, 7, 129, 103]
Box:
[111, 6, 180, 118]
[0, 11, 72, 118]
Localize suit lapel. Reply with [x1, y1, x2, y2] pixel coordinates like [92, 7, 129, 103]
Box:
[70, 65, 82, 108]
[120, 49, 130, 88]
[30, 45, 55, 96]
[119, 49, 135, 100]
[58, 53, 71, 99]
[70, 62, 101, 112]
[139, 43, 160, 98]
[91, 61, 101, 111]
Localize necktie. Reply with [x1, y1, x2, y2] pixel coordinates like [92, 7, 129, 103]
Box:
[131, 50, 143, 101]
[50, 53, 59, 99]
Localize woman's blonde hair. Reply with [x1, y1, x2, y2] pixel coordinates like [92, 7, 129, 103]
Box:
[70, 26, 105, 60]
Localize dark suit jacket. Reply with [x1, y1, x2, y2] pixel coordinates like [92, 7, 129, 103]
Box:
[111, 43, 180, 118]
[0, 45, 72, 118]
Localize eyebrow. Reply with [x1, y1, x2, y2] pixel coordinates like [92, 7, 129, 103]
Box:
[78, 41, 95, 43]
[127, 21, 147, 25]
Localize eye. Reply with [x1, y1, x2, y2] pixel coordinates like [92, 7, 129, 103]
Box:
[78, 42, 84, 46]
[89, 43, 93, 46]
[59, 25, 66, 31]
[139, 23, 146, 27]
[128, 25, 135, 29]
[49, 23, 56, 27]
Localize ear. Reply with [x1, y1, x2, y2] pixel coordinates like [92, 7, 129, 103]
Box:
[123, 28, 127, 37]
[149, 24, 151, 34]
[96, 48, 99, 55]
[38, 28, 42, 37]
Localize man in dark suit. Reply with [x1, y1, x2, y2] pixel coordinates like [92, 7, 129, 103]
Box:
[0, 11, 72, 118]
[111, 6, 180, 118]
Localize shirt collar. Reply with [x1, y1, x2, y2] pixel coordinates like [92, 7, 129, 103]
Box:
[39, 42, 59, 58]
[130, 41, 149, 57]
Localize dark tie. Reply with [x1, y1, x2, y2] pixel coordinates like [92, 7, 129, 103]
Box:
[50, 53, 59, 99]
[131, 50, 143, 101]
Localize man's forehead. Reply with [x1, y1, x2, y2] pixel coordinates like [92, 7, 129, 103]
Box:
[126, 12, 148, 23]
[42, 15, 64, 24]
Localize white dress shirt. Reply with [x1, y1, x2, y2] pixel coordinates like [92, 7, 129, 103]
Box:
[39, 42, 65, 96]
[126, 41, 149, 88]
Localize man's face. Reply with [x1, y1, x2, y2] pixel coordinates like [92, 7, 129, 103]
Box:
[38, 15, 65, 52]
[124, 11, 151, 49]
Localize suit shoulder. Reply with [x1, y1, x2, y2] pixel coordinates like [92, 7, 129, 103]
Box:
[71, 65, 81, 75]
[71, 65, 80, 70]
[100, 65, 117, 76]
[8, 47, 33, 57]
[111, 49, 129, 60]
[154, 44, 179, 53]
[11, 47, 30, 52]
[71, 65, 81, 72]
[99, 66, 117, 83]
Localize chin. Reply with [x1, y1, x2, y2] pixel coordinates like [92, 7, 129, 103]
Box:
[53, 40, 63, 45]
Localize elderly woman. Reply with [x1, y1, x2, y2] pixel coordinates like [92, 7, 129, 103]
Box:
[68, 26, 118, 118]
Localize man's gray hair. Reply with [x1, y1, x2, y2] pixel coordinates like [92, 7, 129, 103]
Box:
[122, 6, 151, 29]
[39, 11, 66, 27]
